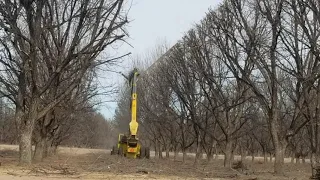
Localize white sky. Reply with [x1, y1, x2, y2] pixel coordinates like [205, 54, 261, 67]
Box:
[98, 0, 223, 119]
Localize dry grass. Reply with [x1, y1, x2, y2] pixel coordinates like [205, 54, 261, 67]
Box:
[0, 145, 312, 180]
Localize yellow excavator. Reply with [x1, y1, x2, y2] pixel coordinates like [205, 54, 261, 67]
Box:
[111, 68, 150, 159]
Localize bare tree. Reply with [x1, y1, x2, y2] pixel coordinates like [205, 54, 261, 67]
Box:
[32, 70, 98, 160]
[280, 0, 320, 176]
[113, 84, 131, 133]
[203, 0, 292, 173]
[0, 98, 16, 144]
[138, 50, 181, 159]
[0, 0, 128, 164]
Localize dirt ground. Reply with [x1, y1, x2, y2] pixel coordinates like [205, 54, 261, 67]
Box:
[0, 145, 312, 180]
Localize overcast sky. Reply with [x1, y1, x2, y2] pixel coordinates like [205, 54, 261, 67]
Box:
[98, 0, 223, 119]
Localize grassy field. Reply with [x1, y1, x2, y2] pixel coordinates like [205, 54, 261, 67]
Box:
[0, 144, 312, 179]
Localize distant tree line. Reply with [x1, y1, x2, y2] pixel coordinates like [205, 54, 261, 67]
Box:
[0, 98, 116, 151]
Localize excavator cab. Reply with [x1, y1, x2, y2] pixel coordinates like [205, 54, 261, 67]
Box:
[118, 134, 127, 146]
[111, 133, 149, 159]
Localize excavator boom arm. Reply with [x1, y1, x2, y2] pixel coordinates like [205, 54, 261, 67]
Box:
[129, 68, 139, 136]
[111, 68, 150, 159]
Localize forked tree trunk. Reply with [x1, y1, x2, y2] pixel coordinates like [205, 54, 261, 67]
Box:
[18, 99, 39, 164]
[35, 109, 56, 160]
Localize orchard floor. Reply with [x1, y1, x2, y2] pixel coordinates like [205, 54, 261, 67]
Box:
[0, 145, 312, 180]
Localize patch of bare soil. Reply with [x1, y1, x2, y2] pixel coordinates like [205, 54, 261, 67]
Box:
[0, 146, 312, 180]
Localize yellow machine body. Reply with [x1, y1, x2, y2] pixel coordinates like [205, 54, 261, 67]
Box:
[117, 134, 141, 158]
[111, 68, 150, 159]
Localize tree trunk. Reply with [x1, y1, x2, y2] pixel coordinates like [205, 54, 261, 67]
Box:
[158, 142, 162, 159]
[224, 140, 233, 168]
[269, 108, 286, 174]
[311, 152, 317, 177]
[43, 137, 53, 157]
[51, 145, 58, 155]
[216, 154, 220, 159]
[182, 149, 187, 163]
[208, 140, 216, 162]
[18, 97, 39, 164]
[207, 150, 213, 162]
[35, 110, 55, 160]
[173, 144, 178, 161]
[154, 140, 158, 158]
[19, 121, 34, 164]
[310, 119, 319, 177]
[240, 147, 246, 162]
[296, 155, 300, 164]
[290, 150, 295, 163]
[310, 76, 320, 178]
[33, 135, 46, 161]
[264, 150, 268, 163]
[34, 133, 52, 160]
[194, 133, 201, 165]
[240, 151, 246, 162]
[273, 143, 286, 175]
[166, 148, 170, 158]
[214, 146, 219, 160]
[174, 150, 178, 161]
